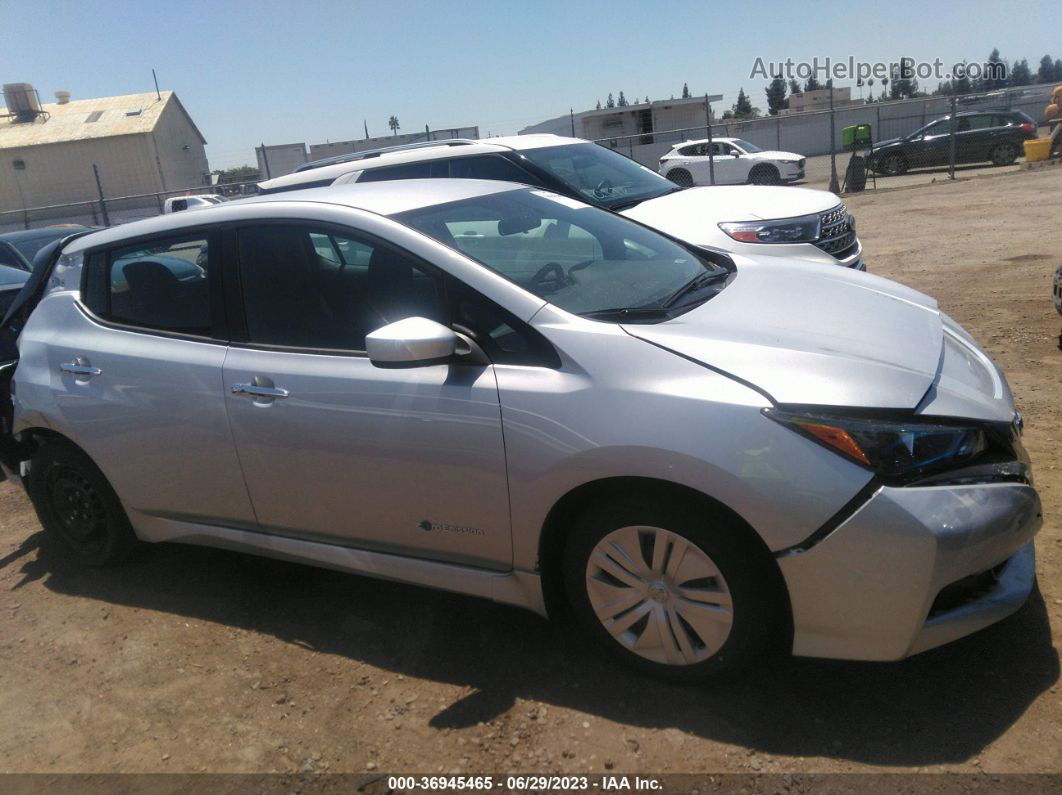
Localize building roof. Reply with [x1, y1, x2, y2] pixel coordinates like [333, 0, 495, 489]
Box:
[0, 90, 206, 150]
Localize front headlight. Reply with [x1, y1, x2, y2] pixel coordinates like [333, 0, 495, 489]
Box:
[718, 214, 820, 244]
[764, 408, 988, 481]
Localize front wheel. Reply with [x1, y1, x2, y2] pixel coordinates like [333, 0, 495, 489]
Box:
[748, 165, 780, 185]
[563, 495, 781, 680]
[27, 442, 139, 566]
[880, 153, 908, 176]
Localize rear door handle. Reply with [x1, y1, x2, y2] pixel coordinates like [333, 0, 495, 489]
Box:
[60, 357, 101, 378]
[231, 383, 289, 400]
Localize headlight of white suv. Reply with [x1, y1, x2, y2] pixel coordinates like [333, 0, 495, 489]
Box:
[718, 214, 820, 244]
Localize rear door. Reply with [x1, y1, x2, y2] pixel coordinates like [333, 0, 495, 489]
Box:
[39, 231, 256, 528]
[220, 221, 512, 569]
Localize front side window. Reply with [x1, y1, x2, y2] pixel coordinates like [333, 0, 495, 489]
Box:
[396, 189, 728, 319]
[517, 143, 677, 209]
[93, 236, 211, 334]
[237, 225, 444, 351]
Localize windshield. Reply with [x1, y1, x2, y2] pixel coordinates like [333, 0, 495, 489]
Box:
[518, 143, 677, 210]
[395, 189, 728, 319]
[732, 139, 763, 153]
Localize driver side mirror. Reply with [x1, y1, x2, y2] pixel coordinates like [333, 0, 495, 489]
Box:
[731, 151, 741, 157]
[366, 317, 457, 368]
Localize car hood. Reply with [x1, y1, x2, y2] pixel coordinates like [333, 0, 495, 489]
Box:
[622, 256, 945, 409]
[871, 137, 906, 150]
[746, 150, 802, 161]
[623, 186, 840, 235]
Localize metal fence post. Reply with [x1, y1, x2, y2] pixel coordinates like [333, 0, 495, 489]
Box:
[92, 164, 111, 227]
[776, 116, 781, 150]
[828, 86, 839, 194]
[705, 96, 715, 186]
[948, 95, 957, 180]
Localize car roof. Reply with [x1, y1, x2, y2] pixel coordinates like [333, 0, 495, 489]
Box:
[669, 137, 739, 148]
[258, 134, 586, 193]
[63, 179, 533, 253]
[0, 225, 95, 242]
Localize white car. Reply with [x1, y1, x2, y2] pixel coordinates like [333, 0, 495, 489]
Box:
[659, 138, 806, 186]
[162, 194, 227, 214]
[259, 135, 862, 271]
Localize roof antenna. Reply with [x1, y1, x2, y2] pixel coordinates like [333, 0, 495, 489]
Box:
[152, 69, 161, 101]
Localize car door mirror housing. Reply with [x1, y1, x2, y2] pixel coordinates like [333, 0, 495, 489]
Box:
[366, 316, 458, 368]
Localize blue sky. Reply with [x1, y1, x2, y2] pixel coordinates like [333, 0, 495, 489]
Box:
[4, 0, 1057, 169]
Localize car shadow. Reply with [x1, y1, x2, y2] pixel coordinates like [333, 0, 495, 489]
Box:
[12, 533, 1059, 767]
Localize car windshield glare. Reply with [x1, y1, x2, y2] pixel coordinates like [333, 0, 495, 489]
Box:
[732, 139, 763, 153]
[517, 143, 676, 208]
[395, 189, 727, 318]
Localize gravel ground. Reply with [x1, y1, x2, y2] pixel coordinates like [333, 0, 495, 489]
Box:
[0, 165, 1059, 779]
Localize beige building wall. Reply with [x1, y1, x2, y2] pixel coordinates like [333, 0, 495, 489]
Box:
[0, 134, 162, 211]
[148, 99, 211, 191]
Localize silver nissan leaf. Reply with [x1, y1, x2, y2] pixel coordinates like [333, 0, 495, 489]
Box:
[0, 180, 1040, 679]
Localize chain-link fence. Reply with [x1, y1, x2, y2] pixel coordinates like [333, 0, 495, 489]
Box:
[592, 84, 1056, 189]
[0, 180, 261, 234]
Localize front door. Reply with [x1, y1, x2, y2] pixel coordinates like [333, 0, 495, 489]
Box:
[221, 223, 512, 569]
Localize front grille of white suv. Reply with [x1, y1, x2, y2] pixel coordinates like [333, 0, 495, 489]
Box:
[815, 204, 858, 260]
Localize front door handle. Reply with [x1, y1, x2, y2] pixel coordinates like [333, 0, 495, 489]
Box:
[231, 383, 289, 400]
[60, 357, 102, 378]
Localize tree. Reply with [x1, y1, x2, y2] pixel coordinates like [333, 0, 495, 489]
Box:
[617, 91, 628, 107]
[645, 96, 650, 104]
[388, 115, 400, 136]
[803, 76, 822, 92]
[765, 77, 788, 115]
[1057, 59, 1062, 80]
[983, 48, 1005, 90]
[682, 82, 690, 99]
[1037, 54, 1056, 83]
[953, 69, 972, 95]
[732, 87, 756, 119]
[213, 165, 258, 183]
[1009, 58, 1032, 87]
[889, 63, 918, 99]
[788, 78, 800, 95]
[595, 100, 602, 110]
[606, 93, 615, 108]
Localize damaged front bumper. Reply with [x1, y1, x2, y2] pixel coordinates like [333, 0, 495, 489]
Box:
[777, 482, 1042, 661]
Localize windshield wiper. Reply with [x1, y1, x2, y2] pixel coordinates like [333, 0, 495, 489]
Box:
[662, 269, 730, 308]
[578, 306, 672, 321]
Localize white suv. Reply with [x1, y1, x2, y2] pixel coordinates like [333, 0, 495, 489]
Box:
[259, 135, 863, 271]
[659, 138, 806, 186]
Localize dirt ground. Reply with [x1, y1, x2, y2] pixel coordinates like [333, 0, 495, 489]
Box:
[0, 166, 1060, 779]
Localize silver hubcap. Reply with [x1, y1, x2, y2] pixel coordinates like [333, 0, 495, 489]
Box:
[585, 525, 734, 666]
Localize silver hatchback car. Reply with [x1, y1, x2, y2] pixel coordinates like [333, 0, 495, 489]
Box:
[0, 180, 1041, 679]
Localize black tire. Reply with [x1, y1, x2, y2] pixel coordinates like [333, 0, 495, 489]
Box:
[27, 442, 138, 566]
[989, 142, 1018, 166]
[665, 168, 694, 187]
[748, 164, 781, 185]
[880, 153, 908, 176]
[562, 493, 782, 681]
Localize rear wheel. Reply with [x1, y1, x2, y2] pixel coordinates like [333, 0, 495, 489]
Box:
[562, 494, 781, 680]
[748, 164, 780, 185]
[989, 142, 1018, 166]
[27, 442, 138, 566]
[665, 168, 694, 187]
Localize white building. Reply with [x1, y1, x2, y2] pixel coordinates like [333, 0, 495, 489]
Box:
[255, 142, 308, 178]
[307, 126, 480, 162]
[785, 87, 859, 113]
[0, 85, 208, 214]
[520, 96, 717, 142]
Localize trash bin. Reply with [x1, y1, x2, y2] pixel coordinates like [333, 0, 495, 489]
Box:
[1024, 138, 1052, 162]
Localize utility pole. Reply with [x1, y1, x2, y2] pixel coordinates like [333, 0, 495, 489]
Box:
[152, 68, 161, 101]
[828, 84, 839, 194]
[92, 164, 111, 227]
[570, 108, 576, 137]
[705, 94, 715, 186]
